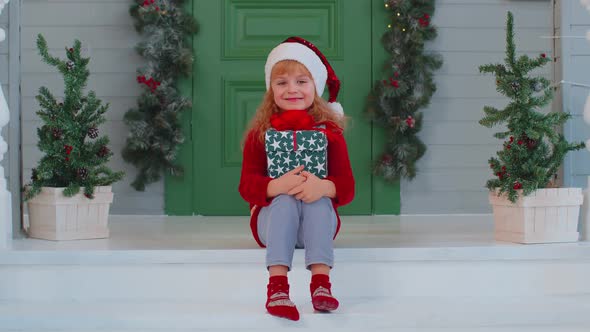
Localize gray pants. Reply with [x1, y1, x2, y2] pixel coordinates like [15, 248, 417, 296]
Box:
[257, 194, 338, 271]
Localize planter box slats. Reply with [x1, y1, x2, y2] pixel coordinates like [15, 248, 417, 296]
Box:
[27, 186, 113, 241]
[490, 188, 582, 244]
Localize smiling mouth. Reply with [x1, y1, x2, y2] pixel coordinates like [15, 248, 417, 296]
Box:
[285, 98, 302, 102]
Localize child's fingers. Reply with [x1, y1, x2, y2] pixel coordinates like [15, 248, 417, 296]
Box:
[301, 171, 316, 178]
[286, 165, 305, 175]
[287, 184, 304, 196]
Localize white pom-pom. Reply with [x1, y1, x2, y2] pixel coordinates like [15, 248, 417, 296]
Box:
[584, 94, 590, 125]
[328, 102, 344, 116]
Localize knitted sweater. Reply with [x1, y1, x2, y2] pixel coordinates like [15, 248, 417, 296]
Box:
[238, 122, 355, 247]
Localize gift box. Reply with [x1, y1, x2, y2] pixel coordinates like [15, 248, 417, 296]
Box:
[265, 128, 328, 178]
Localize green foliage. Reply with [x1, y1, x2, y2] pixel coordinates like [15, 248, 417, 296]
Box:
[123, 0, 198, 191]
[24, 34, 124, 200]
[479, 12, 584, 203]
[368, 0, 442, 182]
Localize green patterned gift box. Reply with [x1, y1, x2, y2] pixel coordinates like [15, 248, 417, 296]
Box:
[265, 128, 328, 178]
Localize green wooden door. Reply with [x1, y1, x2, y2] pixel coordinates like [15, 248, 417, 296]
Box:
[166, 0, 401, 215]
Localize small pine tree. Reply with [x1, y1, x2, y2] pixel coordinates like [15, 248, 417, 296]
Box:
[24, 34, 124, 200]
[479, 12, 584, 203]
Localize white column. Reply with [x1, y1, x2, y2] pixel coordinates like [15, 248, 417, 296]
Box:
[0, 0, 11, 249]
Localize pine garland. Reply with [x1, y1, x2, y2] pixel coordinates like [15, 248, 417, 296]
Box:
[480, 12, 584, 203]
[369, 0, 442, 182]
[122, 0, 198, 191]
[24, 34, 124, 200]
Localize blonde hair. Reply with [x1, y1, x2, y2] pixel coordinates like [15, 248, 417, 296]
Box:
[244, 60, 346, 144]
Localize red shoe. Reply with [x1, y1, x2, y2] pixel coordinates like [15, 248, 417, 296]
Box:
[266, 276, 300, 321]
[310, 274, 339, 312]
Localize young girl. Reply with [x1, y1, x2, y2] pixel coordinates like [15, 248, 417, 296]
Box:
[239, 36, 355, 321]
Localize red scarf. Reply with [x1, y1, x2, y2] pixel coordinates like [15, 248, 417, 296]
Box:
[270, 110, 316, 131]
[269, 109, 341, 140]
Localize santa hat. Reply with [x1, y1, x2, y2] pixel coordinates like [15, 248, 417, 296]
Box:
[265, 36, 343, 116]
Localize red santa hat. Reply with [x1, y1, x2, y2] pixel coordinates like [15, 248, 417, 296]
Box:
[264, 36, 343, 116]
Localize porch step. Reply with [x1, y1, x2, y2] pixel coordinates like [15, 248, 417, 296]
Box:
[1, 296, 589, 331]
[1, 246, 589, 330]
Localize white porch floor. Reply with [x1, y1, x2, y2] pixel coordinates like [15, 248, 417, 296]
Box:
[12, 214, 510, 250]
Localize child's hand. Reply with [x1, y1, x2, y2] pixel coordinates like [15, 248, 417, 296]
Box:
[267, 165, 306, 197]
[287, 171, 333, 203]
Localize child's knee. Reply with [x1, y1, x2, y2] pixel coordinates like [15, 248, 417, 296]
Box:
[307, 197, 333, 211]
[272, 194, 298, 208]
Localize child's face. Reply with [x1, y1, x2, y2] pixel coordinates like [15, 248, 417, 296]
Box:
[270, 69, 316, 111]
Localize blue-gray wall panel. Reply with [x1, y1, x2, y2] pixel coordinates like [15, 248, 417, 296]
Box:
[562, 1, 590, 190]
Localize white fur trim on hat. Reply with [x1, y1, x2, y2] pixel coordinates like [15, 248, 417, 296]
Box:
[328, 102, 344, 116]
[265, 43, 328, 97]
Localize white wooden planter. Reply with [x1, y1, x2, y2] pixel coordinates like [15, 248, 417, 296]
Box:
[27, 186, 113, 241]
[489, 188, 583, 244]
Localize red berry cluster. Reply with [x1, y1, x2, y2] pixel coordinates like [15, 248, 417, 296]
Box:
[64, 145, 73, 162]
[495, 165, 508, 180]
[418, 14, 430, 27]
[382, 77, 400, 88]
[405, 115, 415, 128]
[142, 0, 160, 11]
[506, 135, 537, 150]
[137, 75, 161, 93]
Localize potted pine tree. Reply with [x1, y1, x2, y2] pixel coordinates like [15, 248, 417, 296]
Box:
[24, 34, 124, 240]
[480, 12, 585, 244]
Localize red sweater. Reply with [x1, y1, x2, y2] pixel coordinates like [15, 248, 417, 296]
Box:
[238, 123, 355, 247]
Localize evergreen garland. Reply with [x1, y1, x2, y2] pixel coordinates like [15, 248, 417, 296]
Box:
[479, 12, 584, 203]
[25, 34, 124, 200]
[122, 0, 198, 191]
[369, 0, 442, 182]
